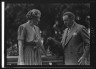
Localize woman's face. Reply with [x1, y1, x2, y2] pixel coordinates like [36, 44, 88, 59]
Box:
[32, 17, 40, 25]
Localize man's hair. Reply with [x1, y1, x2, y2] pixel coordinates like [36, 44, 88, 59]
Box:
[62, 11, 75, 20]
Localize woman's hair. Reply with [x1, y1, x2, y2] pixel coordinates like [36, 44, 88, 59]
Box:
[62, 11, 75, 20]
[26, 9, 41, 20]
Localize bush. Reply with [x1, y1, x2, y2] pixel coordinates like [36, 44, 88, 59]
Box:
[7, 44, 19, 56]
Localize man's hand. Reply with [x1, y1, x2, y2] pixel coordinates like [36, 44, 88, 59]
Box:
[44, 53, 52, 57]
[78, 57, 86, 65]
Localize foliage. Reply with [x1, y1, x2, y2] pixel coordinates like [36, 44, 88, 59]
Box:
[7, 44, 19, 56]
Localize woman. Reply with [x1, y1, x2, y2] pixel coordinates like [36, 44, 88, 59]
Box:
[17, 9, 47, 65]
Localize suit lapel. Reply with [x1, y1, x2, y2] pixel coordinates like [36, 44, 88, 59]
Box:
[64, 23, 78, 45]
[61, 28, 68, 47]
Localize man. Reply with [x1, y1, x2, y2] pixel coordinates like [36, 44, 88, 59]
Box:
[49, 11, 90, 65]
[61, 11, 90, 65]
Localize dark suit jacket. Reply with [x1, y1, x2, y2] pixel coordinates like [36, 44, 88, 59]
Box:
[61, 22, 90, 65]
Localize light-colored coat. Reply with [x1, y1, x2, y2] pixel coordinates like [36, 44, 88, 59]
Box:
[61, 23, 90, 65]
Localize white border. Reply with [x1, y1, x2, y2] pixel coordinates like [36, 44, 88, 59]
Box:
[2, 1, 5, 68]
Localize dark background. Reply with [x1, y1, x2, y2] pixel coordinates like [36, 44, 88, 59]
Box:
[5, 3, 90, 56]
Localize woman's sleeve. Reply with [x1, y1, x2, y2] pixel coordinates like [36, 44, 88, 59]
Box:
[17, 25, 26, 64]
[17, 25, 26, 40]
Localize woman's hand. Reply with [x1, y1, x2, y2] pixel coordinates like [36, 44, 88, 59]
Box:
[19, 61, 24, 65]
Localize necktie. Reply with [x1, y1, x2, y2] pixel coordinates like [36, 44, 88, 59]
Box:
[67, 29, 70, 36]
[65, 28, 71, 45]
[64, 29, 69, 44]
[62, 29, 69, 46]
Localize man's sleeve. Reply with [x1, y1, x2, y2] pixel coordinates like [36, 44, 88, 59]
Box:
[80, 27, 90, 58]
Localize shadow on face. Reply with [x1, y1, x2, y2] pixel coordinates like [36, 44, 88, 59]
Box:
[63, 15, 70, 27]
[63, 15, 74, 28]
[32, 17, 40, 25]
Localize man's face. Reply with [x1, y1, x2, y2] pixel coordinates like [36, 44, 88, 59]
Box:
[63, 15, 71, 27]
